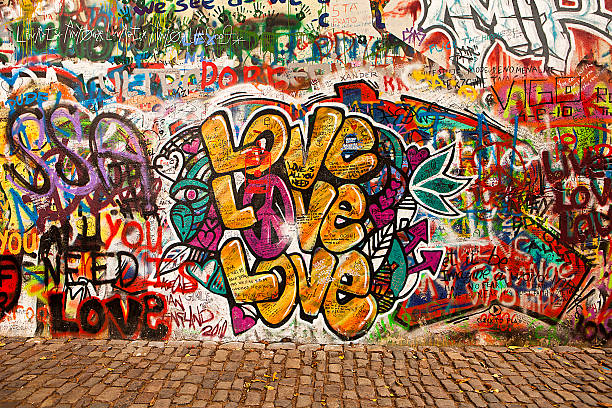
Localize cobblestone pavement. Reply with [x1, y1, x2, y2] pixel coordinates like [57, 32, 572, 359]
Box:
[0, 338, 610, 408]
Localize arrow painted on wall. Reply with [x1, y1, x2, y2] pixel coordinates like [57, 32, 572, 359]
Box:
[406, 249, 444, 277]
[400, 219, 429, 255]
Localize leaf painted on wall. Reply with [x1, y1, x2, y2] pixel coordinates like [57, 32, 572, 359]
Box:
[408, 143, 471, 218]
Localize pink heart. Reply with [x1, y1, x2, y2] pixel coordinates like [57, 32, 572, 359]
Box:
[379, 194, 394, 209]
[385, 188, 395, 199]
[196, 230, 215, 248]
[182, 138, 200, 154]
[190, 224, 222, 251]
[391, 180, 401, 190]
[189, 206, 222, 250]
[370, 204, 395, 228]
[231, 306, 257, 335]
[406, 146, 430, 170]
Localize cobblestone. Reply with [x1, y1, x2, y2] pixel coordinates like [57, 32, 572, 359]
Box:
[0, 337, 610, 407]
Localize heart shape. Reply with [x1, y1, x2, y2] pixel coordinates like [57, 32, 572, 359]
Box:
[182, 138, 200, 154]
[153, 151, 184, 182]
[196, 230, 215, 248]
[406, 146, 430, 170]
[193, 227, 221, 251]
[379, 194, 394, 209]
[231, 306, 257, 335]
[391, 180, 401, 190]
[370, 204, 395, 228]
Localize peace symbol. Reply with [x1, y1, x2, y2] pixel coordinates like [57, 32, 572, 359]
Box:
[242, 174, 295, 259]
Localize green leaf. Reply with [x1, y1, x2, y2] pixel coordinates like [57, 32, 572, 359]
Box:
[388, 239, 408, 297]
[411, 147, 451, 185]
[420, 177, 465, 194]
[413, 189, 452, 215]
[409, 144, 471, 218]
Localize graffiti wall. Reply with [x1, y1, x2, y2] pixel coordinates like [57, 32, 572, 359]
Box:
[0, 0, 611, 345]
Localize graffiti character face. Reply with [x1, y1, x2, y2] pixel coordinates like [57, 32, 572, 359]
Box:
[156, 126, 223, 251]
